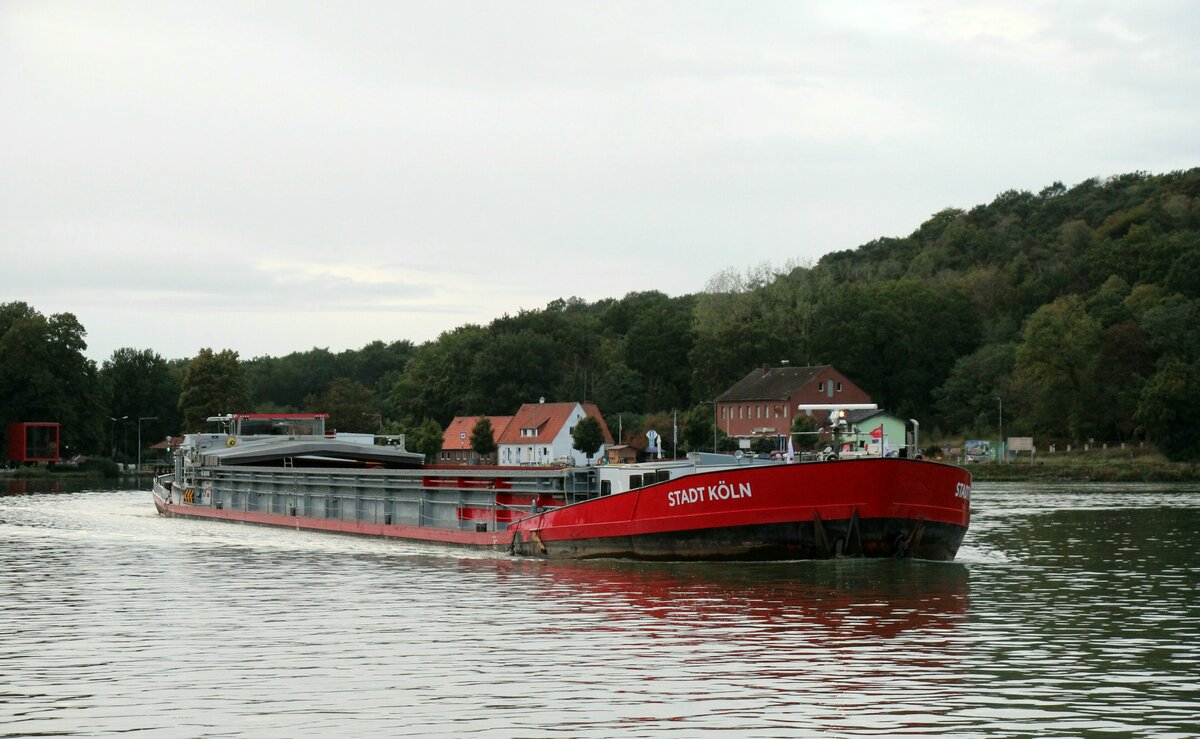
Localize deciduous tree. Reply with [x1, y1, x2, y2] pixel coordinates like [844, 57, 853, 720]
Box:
[1135, 360, 1200, 460]
[470, 417, 497, 462]
[571, 415, 604, 465]
[178, 348, 250, 432]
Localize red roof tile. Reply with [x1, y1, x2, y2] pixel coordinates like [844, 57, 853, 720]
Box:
[497, 402, 614, 446]
[441, 416, 512, 451]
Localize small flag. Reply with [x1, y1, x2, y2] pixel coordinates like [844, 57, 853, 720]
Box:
[870, 424, 884, 440]
[786, 434, 795, 463]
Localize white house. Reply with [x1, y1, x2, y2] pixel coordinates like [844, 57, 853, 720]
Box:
[497, 401, 613, 466]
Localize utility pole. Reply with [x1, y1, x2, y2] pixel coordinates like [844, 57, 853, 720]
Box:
[995, 396, 1003, 464]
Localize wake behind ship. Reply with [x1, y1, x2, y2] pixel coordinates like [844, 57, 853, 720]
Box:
[153, 413, 971, 561]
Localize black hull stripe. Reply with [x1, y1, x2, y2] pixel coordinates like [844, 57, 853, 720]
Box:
[513, 518, 967, 561]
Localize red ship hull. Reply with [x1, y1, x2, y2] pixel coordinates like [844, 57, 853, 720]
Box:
[509, 459, 970, 561]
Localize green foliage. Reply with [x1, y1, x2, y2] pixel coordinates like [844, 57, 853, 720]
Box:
[752, 436, 777, 455]
[680, 404, 715, 453]
[307, 377, 376, 432]
[571, 415, 604, 463]
[1014, 296, 1101, 439]
[405, 418, 444, 463]
[101, 348, 179, 452]
[790, 413, 820, 450]
[934, 344, 1016, 434]
[468, 329, 560, 413]
[470, 417, 497, 460]
[810, 279, 976, 421]
[1095, 322, 1154, 440]
[387, 325, 488, 425]
[0, 302, 103, 454]
[1140, 295, 1200, 365]
[178, 348, 250, 432]
[77, 457, 120, 478]
[594, 363, 644, 414]
[1135, 360, 1200, 461]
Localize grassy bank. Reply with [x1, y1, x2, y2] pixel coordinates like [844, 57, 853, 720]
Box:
[3, 461, 158, 482]
[946, 446, 1200, 483]
[965, 461, 1199, 483]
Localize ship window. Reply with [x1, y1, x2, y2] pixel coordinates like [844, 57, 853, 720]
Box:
[601, 480, 611, 495]
[656, 470, 670, 483]
[629, 474, 642, 489]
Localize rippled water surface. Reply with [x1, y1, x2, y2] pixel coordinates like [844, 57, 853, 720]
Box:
[2, 481, 1198, 736]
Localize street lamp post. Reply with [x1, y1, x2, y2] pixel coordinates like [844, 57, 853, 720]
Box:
[138, 417, 158, 472]
[109, 416, 127, 458]
[995, 396, 1003, 464]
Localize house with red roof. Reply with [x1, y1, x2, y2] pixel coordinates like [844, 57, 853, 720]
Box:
[715, 364, 872, 446]
[440, 415, 512, 464]
[497, 400, 614, 466]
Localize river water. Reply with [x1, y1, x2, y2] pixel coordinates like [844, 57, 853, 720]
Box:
[1, 480, 1197, 737]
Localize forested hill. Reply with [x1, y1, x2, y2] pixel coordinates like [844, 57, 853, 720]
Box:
[3, 168, 1199, 462]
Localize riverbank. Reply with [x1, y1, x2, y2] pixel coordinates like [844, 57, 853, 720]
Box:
[2, 464, 156, 483]
[961, 457, 1199, 483]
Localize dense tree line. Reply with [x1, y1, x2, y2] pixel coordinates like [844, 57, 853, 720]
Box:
[4, 168, 1199, 462]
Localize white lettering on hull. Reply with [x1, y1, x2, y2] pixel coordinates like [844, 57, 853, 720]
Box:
[667, 481, 754, 508]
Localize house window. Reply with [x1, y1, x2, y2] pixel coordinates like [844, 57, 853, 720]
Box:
[739, 407, 744, 419]
[837, 382, 843, 392]
[818, 382, 824, 392]
[784, 406, 789, 418]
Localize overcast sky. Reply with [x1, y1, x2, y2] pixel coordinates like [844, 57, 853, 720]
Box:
[2, 1, 1197, 363]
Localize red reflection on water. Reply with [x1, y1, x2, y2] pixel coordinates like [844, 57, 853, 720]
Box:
[483, 557, 969, 640]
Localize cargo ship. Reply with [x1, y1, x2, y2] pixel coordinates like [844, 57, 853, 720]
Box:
[152, 413, 971, 561]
